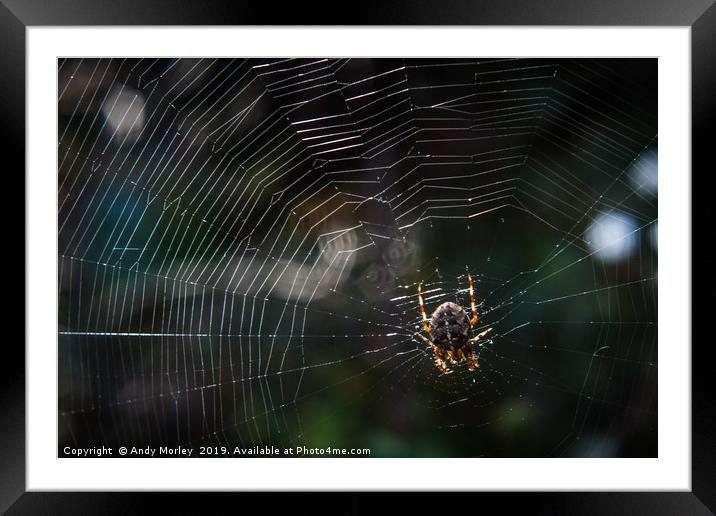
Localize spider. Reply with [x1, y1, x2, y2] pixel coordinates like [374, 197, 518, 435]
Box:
[416, 272, 492, 375]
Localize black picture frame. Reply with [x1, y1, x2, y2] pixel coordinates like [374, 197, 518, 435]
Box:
[5, 1, 709, 513]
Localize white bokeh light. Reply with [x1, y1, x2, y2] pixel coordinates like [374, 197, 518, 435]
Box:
[101, 84, 146, 143]
[586, 211, 639, 262]
[629, 144, 658, 196]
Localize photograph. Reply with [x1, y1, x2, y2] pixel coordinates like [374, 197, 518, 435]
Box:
[57, 57, 658, 459]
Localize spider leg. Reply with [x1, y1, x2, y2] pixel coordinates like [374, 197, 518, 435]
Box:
[417, 333, 441, 361]
[446, 348, 456, 364]
[467, 272, 479, 327]
[434, 354, 452, 375]
[468, 350, 479, 371]
[468, 327, 493, 346]
[417, 283, 431, 334]
[426, 346, 451, 374]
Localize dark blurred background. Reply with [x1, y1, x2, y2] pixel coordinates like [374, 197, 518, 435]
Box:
[58, 58, 657, 457]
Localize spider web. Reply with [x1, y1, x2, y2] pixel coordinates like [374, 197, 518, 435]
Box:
[57, 58, 657, 457]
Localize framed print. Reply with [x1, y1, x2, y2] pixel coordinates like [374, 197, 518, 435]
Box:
[7, 0, 712, 513]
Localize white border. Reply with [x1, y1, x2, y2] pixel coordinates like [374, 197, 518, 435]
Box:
[27, 27, 691, 491]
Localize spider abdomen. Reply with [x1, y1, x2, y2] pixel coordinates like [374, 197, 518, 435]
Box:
[429, 301, 471, 349]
